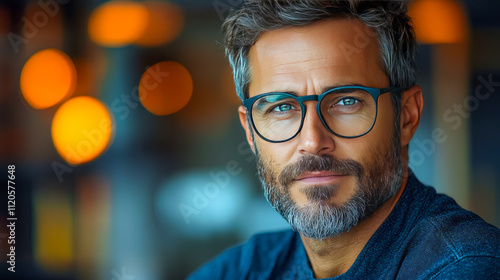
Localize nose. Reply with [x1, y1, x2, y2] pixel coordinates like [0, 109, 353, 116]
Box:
[297, 102, 335, 156]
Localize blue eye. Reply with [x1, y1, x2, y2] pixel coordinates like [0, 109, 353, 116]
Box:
[273, 103, 294, 112]
[337, 97, 358, 106]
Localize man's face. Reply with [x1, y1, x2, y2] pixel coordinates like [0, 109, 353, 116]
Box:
[241, 19, 404, 239]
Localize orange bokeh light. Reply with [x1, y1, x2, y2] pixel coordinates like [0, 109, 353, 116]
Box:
[88, 1, 149, 47]
[20, 49, 77, 109]
[51, 97, 115, 165]
[135, 1, 184, 46]
[139, 61, 193, 116]
[408, 0, 468, 44]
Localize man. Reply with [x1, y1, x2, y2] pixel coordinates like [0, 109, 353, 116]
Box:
[189, 1, 500, 279]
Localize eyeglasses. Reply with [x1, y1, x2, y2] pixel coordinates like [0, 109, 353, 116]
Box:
[242, 85, 400, 143]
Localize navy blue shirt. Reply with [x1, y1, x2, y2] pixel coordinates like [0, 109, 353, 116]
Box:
[189, 173, 500, 279]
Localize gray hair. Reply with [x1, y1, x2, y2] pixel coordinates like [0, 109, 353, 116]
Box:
[222, 0, 418, 121]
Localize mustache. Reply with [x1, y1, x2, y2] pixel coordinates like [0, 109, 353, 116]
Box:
[278, 154, 364, 187]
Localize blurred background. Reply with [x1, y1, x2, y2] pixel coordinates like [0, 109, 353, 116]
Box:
[0, 0, 498, 279]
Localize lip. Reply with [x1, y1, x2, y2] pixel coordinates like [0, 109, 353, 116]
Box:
[294, 171, 347, 184]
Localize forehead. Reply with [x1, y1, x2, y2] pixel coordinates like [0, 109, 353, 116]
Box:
[247, 19, 388, 96]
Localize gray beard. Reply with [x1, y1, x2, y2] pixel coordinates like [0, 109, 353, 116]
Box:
[256, 135, 403, 240]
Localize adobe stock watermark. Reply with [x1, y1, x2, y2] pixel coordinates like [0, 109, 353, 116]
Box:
[51, 64, 170, 183]
[7, 0, 70, 54]
[335, 0, 406, 64]
[409, 74, 499, 167]
[213, 0, 243, 21]
[212, 0, 406, 22]
[111, 267, 135, 280]
[212, 0, 378, 64]
[339, 24, 378, 63]
[178, 141, 255, 224]
[110, 64, 170, 121]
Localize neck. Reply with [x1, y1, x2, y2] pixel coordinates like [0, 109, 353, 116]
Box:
[301, 169, 409, 279]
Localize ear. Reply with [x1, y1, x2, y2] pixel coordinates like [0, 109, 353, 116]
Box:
[238, 105, 256, 152]
[400, 85, 424, 147]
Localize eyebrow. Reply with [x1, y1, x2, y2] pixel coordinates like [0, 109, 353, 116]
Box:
[263, 83, 365, 96]
[254, 94, 293, 111]
[320, 83, 364, 93]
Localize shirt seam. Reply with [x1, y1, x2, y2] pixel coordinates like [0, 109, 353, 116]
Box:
[428, 218, 460, 258]
[428, 255, 500, 280]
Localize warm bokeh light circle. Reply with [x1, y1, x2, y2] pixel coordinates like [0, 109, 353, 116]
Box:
[408, 0, 468, 44]
[20, 49, 77, 109]
[139, 61, 193, 116]
[51, 97, 115, 165]
[88, 1, 149, 47]
[135, 1, 184, 46]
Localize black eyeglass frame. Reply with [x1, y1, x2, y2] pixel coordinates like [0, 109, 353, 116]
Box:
[242, 85, 401, 143]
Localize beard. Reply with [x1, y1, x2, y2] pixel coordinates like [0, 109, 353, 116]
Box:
[256, 133, 403, 240]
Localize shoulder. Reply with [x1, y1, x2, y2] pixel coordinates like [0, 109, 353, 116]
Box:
[187, 229, 299, 280]
[428, 200, 500, 274]
[404, 179, 499, 257]
[427, 255, 500, 279]
[401, 189, 500, 278]
[422, 191, 500, 258]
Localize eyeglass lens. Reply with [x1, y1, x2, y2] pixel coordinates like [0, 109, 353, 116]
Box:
[251, 88, 377, 141]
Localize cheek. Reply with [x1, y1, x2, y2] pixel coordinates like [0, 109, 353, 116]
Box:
[256, 138, 297, 170]
[375, 94, 396, 128]
[372, 96, 396, 148]
[335, 97, 395, 164]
